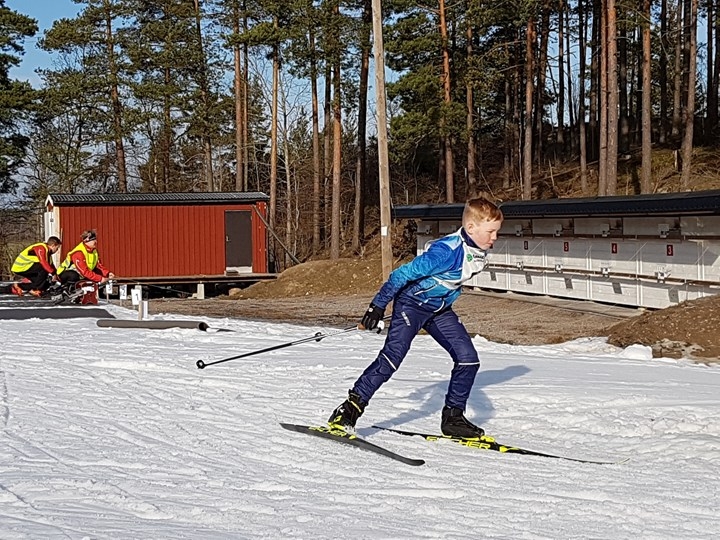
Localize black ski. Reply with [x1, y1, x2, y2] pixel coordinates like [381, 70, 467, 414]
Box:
[280, 423, 425, 467]
[372, 425, 627, 465]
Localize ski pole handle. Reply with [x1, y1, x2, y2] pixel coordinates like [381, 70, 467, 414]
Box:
[358, 320, 385, 333]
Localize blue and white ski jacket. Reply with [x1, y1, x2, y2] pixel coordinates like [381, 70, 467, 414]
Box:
[372, 228, 489, 312]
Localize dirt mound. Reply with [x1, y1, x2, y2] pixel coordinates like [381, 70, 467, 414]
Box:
[606, 294, 720, 361]
[232, 258, 386, 299]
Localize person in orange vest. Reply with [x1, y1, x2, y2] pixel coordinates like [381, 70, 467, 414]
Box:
[56, 229, 116, 288]
[10, 236, 63, 296]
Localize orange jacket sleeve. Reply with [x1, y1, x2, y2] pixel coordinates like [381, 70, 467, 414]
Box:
[32, 245, 56, 274]
[70, 251, 104, 282]
[95, 260, 110, 278]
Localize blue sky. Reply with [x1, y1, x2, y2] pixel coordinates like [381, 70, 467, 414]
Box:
[6, 0, 80, 87]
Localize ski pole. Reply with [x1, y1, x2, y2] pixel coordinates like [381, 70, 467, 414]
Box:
[196, 321, 385, 369]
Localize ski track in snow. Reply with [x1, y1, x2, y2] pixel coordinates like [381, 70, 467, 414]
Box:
[0, 304, 719, 539]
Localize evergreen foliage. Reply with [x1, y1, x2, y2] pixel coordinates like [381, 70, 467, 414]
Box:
[0, 0, 37, 192]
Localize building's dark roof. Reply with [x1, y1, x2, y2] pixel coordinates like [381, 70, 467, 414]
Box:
[392, 203, 466, 220]
[392, 190, 720, 220]
[47, 192, 270, 206]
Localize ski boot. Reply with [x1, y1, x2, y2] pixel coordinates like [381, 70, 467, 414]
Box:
[440, 406, 485, 438]
[328, 391, 367, 431]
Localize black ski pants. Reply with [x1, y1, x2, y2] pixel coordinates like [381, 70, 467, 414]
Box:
[14, 263, 52, 292]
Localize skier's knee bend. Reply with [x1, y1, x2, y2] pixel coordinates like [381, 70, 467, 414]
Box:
[449, 360, 480, 390]
[354, 352, 402, 403]
[452, 340, 480, 364]
[453, 359, 480, 373]
[369, 353, 400, 379]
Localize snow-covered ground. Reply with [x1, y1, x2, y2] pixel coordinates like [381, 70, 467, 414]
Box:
[1, 304, 719, 539]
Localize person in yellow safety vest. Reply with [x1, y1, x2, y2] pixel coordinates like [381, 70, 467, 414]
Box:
[10, 236, 63, 296]
[57, 229, 116, 287]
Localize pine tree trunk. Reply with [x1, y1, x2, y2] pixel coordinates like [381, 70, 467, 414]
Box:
[598, 0, 608, 195]
[308, 18, 322, 254]
[282, 93, 293, 267]
[103, 4, 127, 193]
[606, 0, 618, 195]
[193, 0, 214, 192]
[503, 39, 515, 191]
[503, 69, 512, 189]
[323, 63, 332, 248]
[535, 5, 550, 166]
[589, 0, 600, 163]
[330, 0, 342, 259]
[233, 3, 243, 191]
[163, 66, 172, 192]
[707, 0, 718, 137]
[466, 16, 477, 196]
[641, 0, 653, 193]
[242, 4, 249, 190]
[270, 40, 279, 232]
[659, 0, 668, 143]
[523, 17, 535, 200]
[680, 0, 698, 188]
[713, 0, 720, 136]
[565, 6, 575, 152]
[439, 0, 454, 203]
[672, 1, 683, 138]
[352, 0, 371, 252]
[204, 139, 213, 192]
[618, 22, 629, 155]
[331, 55, 342, 259]
[578, 0, 588, 194]
[557, 0, 565, 153]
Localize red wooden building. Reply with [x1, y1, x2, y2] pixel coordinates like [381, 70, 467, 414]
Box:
[44, 192, 271, 282]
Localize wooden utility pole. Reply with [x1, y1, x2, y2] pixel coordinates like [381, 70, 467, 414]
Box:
[372, 0, 392, 280]
[439, 0, 454, 202]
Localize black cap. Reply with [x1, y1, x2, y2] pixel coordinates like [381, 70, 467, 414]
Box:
[82, 230, 97, 242]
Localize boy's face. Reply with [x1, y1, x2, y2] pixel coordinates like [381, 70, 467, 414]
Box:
[466, 219, 503, 250]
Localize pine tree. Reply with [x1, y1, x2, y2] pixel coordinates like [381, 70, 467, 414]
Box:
[39, 0, 135, 192]
[0, 1, 37, 193]
[126, 0, 200, 192]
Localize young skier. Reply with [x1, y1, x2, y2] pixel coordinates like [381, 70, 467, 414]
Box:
[328, 197, 503, 438]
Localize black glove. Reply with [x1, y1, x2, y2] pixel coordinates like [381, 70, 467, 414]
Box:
[360, 303, 385, 331]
